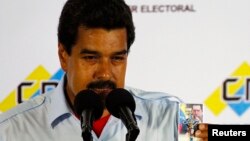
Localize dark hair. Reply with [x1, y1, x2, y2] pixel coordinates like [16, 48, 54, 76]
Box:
[58, 0, 135, 54]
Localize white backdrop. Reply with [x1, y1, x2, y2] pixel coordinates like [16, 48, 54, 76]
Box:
[1, 0, 250, 124]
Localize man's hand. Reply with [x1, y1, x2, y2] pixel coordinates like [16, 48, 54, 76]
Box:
[195, 123, 208, 141]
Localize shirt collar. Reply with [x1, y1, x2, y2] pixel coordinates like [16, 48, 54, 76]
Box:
[48, 75, 72, 128]
[125, 87, 143, 121]
[48, 78, 144, 127]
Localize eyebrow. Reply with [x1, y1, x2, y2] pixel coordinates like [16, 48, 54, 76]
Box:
[80, 49, 128, 55]
[112, 50, 128, 55]
[80, 49, 100, 55]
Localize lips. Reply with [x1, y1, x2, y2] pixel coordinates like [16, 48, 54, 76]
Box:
[92, 88, 112, 95]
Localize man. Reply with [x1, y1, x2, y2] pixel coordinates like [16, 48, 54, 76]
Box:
[192, 104, 203, 123]
[0, 0, 208, 140]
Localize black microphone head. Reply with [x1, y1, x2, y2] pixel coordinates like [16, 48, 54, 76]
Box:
[73, 89, 104, 120]
[105, 88, 136, 118]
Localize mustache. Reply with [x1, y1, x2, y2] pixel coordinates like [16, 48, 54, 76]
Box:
[87, 80, 116, 90]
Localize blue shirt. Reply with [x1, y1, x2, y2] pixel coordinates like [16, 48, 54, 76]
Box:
[0, 77, 181, 141]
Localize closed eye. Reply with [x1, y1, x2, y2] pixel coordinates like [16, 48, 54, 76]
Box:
[112, 56, 125, 61]
[111, 55, 127, 64]
[82, 55, 99, 61]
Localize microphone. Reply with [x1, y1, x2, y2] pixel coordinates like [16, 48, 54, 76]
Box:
[106, 88, 140, 141]
[74, 90, 104, 141]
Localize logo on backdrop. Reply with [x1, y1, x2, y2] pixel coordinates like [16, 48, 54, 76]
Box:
[0, 65, 64, 113]
[205, 62, 250, 116]
[129, 4, 196, 13]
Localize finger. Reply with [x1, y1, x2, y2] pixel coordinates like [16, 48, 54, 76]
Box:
[195, 130, 208, 138]
[198, 123, 208, 131]
[194, 123, 208, 137]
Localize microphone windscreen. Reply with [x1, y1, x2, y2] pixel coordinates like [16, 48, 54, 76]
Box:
[105, 88, 136, 118]
[73, 89, 104, 120]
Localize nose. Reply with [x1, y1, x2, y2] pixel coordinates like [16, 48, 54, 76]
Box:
[94, 59, 112, 80]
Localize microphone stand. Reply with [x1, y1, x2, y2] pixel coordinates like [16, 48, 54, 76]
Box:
[119, 107, 140, 141]
[126, 124, 140, 141]
[80, 110, 94, 141]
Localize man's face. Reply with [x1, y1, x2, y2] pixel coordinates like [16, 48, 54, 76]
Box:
[192, 105, 202, 117]
[59, 27, 128, 100]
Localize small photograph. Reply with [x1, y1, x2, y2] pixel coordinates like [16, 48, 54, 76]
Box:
[178, 103, 203, 141]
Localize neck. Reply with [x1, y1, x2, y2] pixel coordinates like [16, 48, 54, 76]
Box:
[102, 109, 110, 118]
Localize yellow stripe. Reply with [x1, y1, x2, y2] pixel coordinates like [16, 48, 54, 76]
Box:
[0, 65, 51, 113]
[205, 62, 250, 116]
